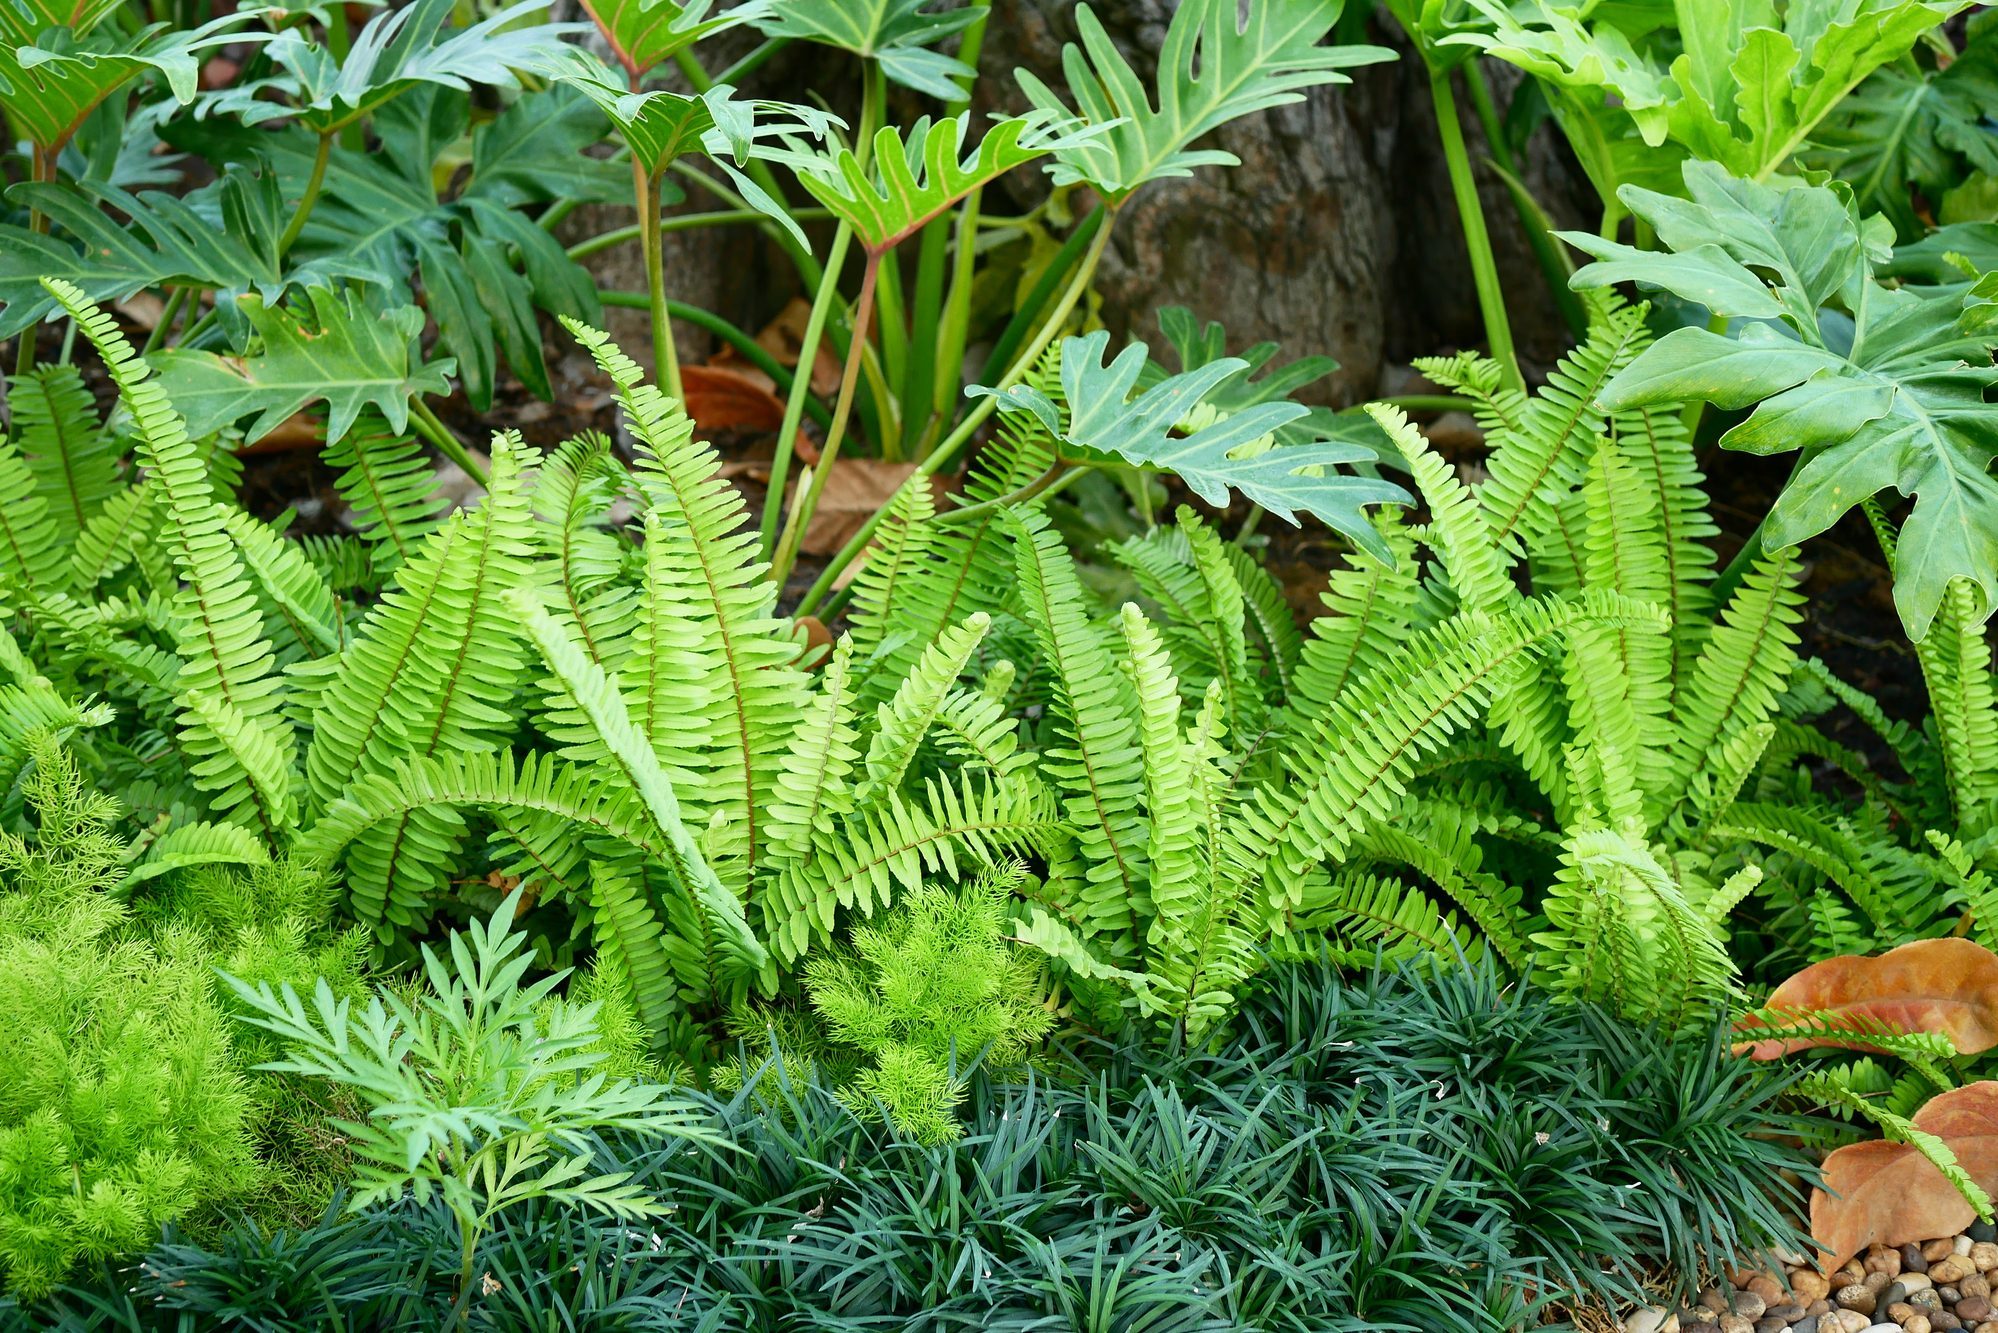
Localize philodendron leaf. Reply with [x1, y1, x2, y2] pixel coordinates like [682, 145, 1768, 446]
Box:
[575, 0, 760, 82]
[793, 111, 1091, 254]
[1566, 160, 1998, 641]
[1016, 0, 1391, 200]
[751, 0, 981, 100]
[970, 330, 1406, 557]
[0, 14, 258, 154]
[151, 288, 452, 444]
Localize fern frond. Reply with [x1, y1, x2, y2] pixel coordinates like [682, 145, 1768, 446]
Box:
[763, 638, 861, 866]
[1288, 870, 1477, 965]
[1414, 348, 1527, 443]
[1355, 821, 1528, 970]
[220, 509, 341, 660]
[323, 411, 447, 566]
[589, 862, 683, 1034]
[68, 482, 156, 589]
[846, 478, 937, 685]
[1929, 830, 1998, 952]
[1291, 507, 1421, 716]
[1915, 577, 1998, 834]
[1793, 1072, 1992, 1222]
[1006, 506, 1149, 933]
[1576, 440, 1674, 790]
[1665, 546, 1806, 800]
[530, 431, 635, 670]
[1714, 802, 1936, 941]
[1223, 540, 1302, 696]
[120, 819, 269, 891]
[858, 612, 991, 802]
[0, 437, 67, 599]
[13, 363, 118, 542]
[51, 280, 297, 844]
[1611, 395, 1717, 689]
[1368, 404, 1510, 612]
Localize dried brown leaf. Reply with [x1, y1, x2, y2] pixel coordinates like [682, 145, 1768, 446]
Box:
[1813, 1081, 1998, 1271]
[1738, 937, 1998, 1060]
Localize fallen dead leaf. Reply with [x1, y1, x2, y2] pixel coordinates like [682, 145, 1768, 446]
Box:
[1813, 1081, 1998, 1271]
[749, 297, 843, 397]
[681, 363, 787, 435]
[1737, 937, 1998, 1060]
[795, 459, 956, 557]
[237, 411, 324, 455]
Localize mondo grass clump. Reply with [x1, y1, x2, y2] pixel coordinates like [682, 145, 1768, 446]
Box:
[12, 957, 1814, 1333]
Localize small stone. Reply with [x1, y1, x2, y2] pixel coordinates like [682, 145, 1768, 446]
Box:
[1870, 1324, 1913, 1333]
[1702, 1287, 1732, 1314]
[1947, 1286, 1965, 1303]
[1979, 1323, 1998, 1333]
[1754, 1320, 1785, 1333]
[1867, 1248, 1904, 1278]
[1975, 1243, 1998, 1274]
[1836, 1285, 1878, 1316]
[1884, 1283, 1911, 1309]
[1681, 1310, 1715, 1327]
[1967, 1276, 1993, 1299]
[1623, 1309, 1673, 1333]
[1931, 1241, 1961, 1263]
[1767, 1305, 1805, 1322]
[1963, 1298, 1997, 1324]
[1792, 1318, 1819, 1333]
[1865, 1271, 1893, 1294]
[1717, 1316, 1752, 1333]
[1893, 1305, 1922, 1324]
[1910, 1246, 1936, 1273]
[1972, 1220, 1998, 1244]
[1906, 1274, 1939, 1293]
[1842, 1264, 1870, 1287]
[1826, 1314, 1872, 1333]
[1907, 1319, 1932, 1333]
[1793, 1273, 1833, 1303]
[1748, 1275, 1786, 1306]
[1810, 1299, 1834, 1316]
[1733, 1294, 1768, 1320]
[1936, 1257, 1980, 1285]
[1916, 1289, 1946, 1312]
[1961, 1236, 1979, 1257]
[1935, 1313, 1965, 1332]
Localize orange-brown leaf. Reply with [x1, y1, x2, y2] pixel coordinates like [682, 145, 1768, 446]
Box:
[681, 364, 786, 434]
[1737, 938, 1998, 1060]
[1813, 1081, 1998, 1271]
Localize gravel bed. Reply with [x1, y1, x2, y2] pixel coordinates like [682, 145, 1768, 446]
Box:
[1623, 1224, 1998, 1333]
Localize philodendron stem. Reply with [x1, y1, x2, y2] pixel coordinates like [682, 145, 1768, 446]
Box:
[771, 253, 880, 587]
[636, 161, 683, 403]
[795, 209, 1117, 616]
[277, 131, 334, 260]
[1429, 65, 1522, 395]
[761, 224, 854, 558]
[16, 146, 55, 376]
[410, 397, 489, 488]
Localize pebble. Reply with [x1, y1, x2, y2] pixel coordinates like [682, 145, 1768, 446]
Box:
[1963, 1237, 1979, 1257]
[1767, 1304, 1805, 1322]
[1977, 1244, 1998, 1274]
[1931, 1241, 1961, 1263]
[1745, 1274, 1784, 1306]
[1730, 1293, 1766, 1320]
[1826, 1313, 1874, 1333]
[1753, 1320, 1784, 1333]
[1936, 1312, 1965, 1331]
[1966, 1298, 1998, 1323]
[1937, 1257, 1980, 1285]
[1871, 1324, 1913, 1333]
[1968, 1276, 1993, 1299]
[1794, 1273, 1833, 1303]
[1793, 1319, 1818, 1333]
[1908, 1246, 1935, 1273]
[1870, 1248, 1905, 1277]
[1838, 1284, 1878, 1315]
[1716, 1316, 1751, 1333]
[1623, 1309, 1673, 1333]
[1884, 1282, 1910, 1309]
[1973, 1221, 1998, 1243]
[1906, 1274, 1939, 1293]
[1908, 1319, 1932, 1333]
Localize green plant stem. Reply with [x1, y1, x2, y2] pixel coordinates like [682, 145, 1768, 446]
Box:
[1461, 60, 1585, 340]
[979, 205, 1104, 381]
[1380, 394, 1471, 413]
[142, 287, 187, 355]
[176, 306, 218, 348]
[1428, 65, 1522, 395]
[597, 289, 834, 430]
[410, 397, 488, 487]
[15, 146, 54, 377]
[760, 224, 854, 557]
[796, 209, 1117, 617]
[716, 36, 788, 86]
[772, 253, 880, 588]
[277, 131, 334, 260]
[568, 208, 834, 261]
[634, 160, 682, 403]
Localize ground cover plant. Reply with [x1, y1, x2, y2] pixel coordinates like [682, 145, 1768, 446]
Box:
[2, 0, 1998, 1327]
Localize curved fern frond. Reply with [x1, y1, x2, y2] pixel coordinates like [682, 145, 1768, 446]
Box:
[589, 862, 682, 1035]
[858, 612, 990, 802]
[50, 279, 297, 843]
[13, 363, 118, 542]
[764, 637, 860, 867]
[1287, 870, 1477, 965]
[1355, 822, 1528, 970]
[1367, 404, 1510, 612]
[324, 411, 448, 567]
[1290, 508, 1420, 716]
[119, 818, 269, 891]
[1915, 577, 1998, 835]
[1665, 546, 1806, 800]
[0, 437, 66, 600]
[846, 472, 936, 683]
[1714, 802, 1937, 941]
[68, 482, 156, 589]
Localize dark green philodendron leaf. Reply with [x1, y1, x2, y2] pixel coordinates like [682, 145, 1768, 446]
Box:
[0, 169, 372, 337]
[1807, 37, 1998, 239]
[1015, 0, 1391, 201]
[151, 288, 452, 444]
[1452, 0, 1970, 188]
[0, 0, 127, 46]
[203, 0, 585, 133]
[575, 0, 763, 82]
[1140, 306, 1344, 447]
[752, 0, 982, 99]
[792, 111, 1090, 255]
[1566, 161, 1998, 641]
[0, 14, 258, 154]
[970, 330, 1407, 557]
[1887, 221, 1998, 283]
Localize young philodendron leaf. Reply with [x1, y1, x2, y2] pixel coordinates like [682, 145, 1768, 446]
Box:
[574, 0, 762, 83]
[1015, 0, 1391, 200]
[1566, 161, 1998, 641]
[970, 331, 1406, 557]
[751, 0, 982, 100]
[150, 288, 452, 444]
[794, 111, 1092, 255]
[1452, 0, 1971, 185]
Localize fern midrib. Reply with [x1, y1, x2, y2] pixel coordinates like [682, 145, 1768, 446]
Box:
[32, 385, 95, 533]
[347, 433, 418, 562]
[1682, 560, 1789, 782]
[812, 800, 1052, 905]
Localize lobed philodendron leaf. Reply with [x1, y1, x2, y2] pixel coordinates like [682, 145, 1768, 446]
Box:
[752, 0, 982, 100]
[1015, 0, 1391, 201]
[793, 111, 1093, 255]
[201, 0, 586, 133]
[0, 168, 373, 338]
[0, 14, 258, 154]
[151, 288, 452, 444]
[1450, 0, 1971, 186]
[1566, 161, 1998, 641]
[574, 0, 762, 83]
[970, 330, 1407, 558]
[0, 0, 127, 46]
